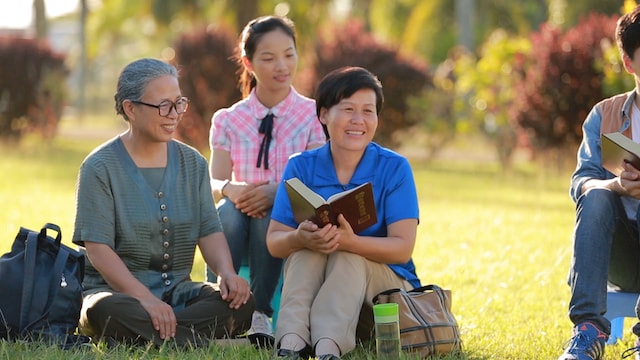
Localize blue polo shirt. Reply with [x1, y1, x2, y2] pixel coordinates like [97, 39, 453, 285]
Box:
[271, 142, 421, 287]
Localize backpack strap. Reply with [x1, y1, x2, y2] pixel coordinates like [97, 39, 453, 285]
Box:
[19, 231, 39, 331]
[19, 225, 69, 333]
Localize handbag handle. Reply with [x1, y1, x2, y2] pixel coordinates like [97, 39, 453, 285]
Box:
[374, 284, 444, 298]
[408, 284, 444, 293]
[373, 288, 402, 303]
[412, 284, 450, 310]
[373, 284, 449, 305]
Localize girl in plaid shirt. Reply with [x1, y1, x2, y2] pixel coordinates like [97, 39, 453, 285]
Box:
[207, 15, 326, 345]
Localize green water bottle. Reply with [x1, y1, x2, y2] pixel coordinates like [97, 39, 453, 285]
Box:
[373, 303, 401, 359]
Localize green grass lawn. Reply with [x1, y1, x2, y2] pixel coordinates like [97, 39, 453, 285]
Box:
[0, 124, 637, 359]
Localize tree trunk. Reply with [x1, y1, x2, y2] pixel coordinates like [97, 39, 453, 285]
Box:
[78, 0, 88, 121]
[33, 0, 48, 40]
[234, 0, 259, 33]
[455, 0, 475, 51]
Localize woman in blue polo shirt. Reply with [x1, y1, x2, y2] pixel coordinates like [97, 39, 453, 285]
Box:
[266, 66, 421, 360]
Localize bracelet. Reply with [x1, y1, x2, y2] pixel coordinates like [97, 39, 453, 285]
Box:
[220, 179, 230, 197]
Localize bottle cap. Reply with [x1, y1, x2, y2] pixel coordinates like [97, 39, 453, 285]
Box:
[373, 303, 399, 323]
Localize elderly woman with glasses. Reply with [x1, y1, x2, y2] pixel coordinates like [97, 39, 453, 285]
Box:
[72, 58, 255, 347]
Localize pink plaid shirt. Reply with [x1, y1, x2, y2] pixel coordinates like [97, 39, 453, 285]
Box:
[209, 86, 326, 183]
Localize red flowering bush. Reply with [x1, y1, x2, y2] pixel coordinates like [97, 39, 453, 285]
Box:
[0, 37, 68, 141]
[172, 25, 241, 152]
[511, 13, 618, 150]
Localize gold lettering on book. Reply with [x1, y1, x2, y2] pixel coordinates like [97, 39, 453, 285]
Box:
[318, 209, 330, 225]
[355, 192, 370, 224]
[358, 214, 371, 224]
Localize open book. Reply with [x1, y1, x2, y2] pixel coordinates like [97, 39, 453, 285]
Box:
[284, 177, 377, 233]
[601, 132, 640, 176]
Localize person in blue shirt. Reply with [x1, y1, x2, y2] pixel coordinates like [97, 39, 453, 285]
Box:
[266, 66, 421, 360]
[559, 5, 640, 360]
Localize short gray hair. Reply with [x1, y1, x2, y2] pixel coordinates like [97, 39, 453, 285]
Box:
[114, 58, 178, 121]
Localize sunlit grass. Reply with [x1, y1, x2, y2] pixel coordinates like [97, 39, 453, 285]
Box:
[0, 122, 637, 359]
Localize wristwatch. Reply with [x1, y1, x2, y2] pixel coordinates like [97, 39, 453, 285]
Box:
[220, 179, 230, 197]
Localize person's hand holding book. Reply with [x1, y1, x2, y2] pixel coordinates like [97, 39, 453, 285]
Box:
[295, 220, 340, 254]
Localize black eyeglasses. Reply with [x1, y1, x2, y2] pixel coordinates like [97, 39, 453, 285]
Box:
[130, 97, 190, 117]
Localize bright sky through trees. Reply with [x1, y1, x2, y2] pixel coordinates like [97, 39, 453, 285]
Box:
[0, 0, 79, 29]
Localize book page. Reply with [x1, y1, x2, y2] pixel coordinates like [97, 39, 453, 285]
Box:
[326, 182, 368, 203]
[602, 132, 640, 175]
[285, 177, 326, 208]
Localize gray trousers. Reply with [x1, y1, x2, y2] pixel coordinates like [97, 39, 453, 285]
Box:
[78, 284, 255, 346]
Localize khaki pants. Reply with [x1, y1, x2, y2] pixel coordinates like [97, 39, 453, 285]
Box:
[275, 250, 413, 354]
[79, 284, 255, 346]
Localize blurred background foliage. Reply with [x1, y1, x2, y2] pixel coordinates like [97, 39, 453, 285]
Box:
[1, 0, 639, 168]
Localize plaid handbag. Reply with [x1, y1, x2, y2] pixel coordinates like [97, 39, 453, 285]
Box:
[373, 284, 462, 358]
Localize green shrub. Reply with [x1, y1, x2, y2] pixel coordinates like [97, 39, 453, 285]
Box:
[454, 31, 532, 168]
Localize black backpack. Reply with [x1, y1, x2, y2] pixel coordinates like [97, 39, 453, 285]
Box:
[0, 223, 90, 348]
